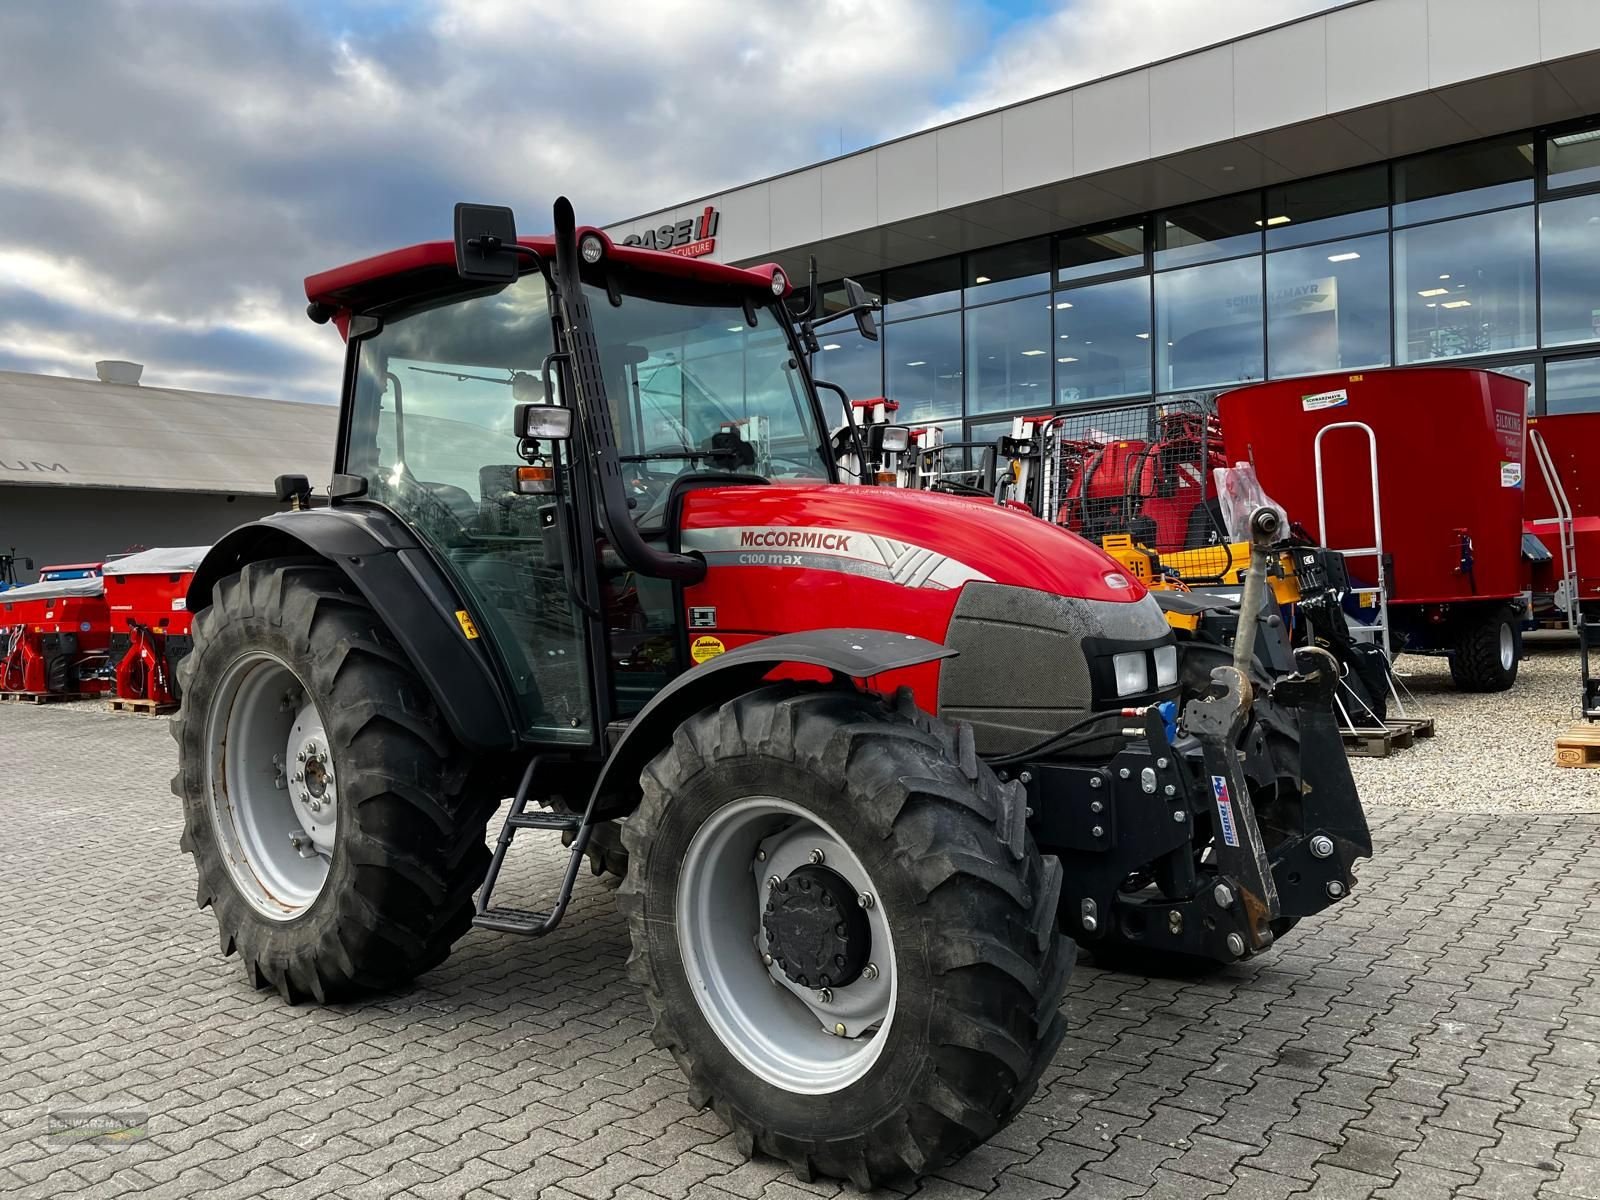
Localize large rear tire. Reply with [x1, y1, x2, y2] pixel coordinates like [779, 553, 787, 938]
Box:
[171, 558, 493, 1003]
[619, 684, 1070, 1188]
[1449, 606, 1520, 693]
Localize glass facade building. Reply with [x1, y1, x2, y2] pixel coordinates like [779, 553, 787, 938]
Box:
[810, 121, 1600, 439]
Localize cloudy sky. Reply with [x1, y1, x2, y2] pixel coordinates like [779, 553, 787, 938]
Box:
[0, 0, 1336, 405]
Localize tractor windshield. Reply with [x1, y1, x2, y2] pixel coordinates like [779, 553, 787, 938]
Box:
[584, 281, 832, 521]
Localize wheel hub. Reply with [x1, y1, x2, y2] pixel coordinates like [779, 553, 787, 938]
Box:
[762, 865, 870, 990]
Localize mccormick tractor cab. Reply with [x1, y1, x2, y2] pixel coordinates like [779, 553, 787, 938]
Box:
[173, 198, 1368, 1187]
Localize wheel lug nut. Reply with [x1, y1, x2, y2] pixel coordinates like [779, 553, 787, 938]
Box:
[768, 876, 780, 890]
[808, 849, 825, 865]
[858, 893, 874, 910]
[863, 963, 879, 981]
[755, 849, 767, 862]
[762, 953, 773, 966]
[816, 988, 833, 1004]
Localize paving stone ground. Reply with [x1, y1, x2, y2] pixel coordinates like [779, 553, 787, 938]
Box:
[2, 700, 1598, 1200]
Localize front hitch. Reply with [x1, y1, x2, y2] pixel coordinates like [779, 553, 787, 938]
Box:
[1183, 664, 1282, 952]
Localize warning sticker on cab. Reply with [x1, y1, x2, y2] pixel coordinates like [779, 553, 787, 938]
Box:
[1301, 388, 1349, 412]
[454, 609, 480, 640]
[1211, 775, 1241, 848]
[690, 635, 726, 664]
[1500, 461, 1523, 488]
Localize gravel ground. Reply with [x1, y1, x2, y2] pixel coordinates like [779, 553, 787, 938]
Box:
[1349, 633, 1599, 814]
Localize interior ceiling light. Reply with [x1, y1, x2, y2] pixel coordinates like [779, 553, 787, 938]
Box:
[1328, 252, 1361, 263]
[1055, 301, 1074, 309]
[974, 275, 991, 283]
[821, 343, 842, 351]
[1418, 288, 1450, 297]
[1441, 299, 1473, 308]
[1058, 356, 1079, 363]
[1255, 215, 1291, 227]
[1135, 333, 1150, 339]
[905, 360, 926, 366]
[1021, 349, 1047, 356]
[1439, 274, 1451, 280]
[1552, 129, 1600, 146]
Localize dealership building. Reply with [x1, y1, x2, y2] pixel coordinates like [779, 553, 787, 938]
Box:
[606, 0, 1600, 442]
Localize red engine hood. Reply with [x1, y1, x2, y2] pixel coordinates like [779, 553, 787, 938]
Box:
[679, 481, 1145, 604]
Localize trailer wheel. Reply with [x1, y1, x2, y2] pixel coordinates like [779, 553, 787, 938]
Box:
[171, 558, 493, 1003]
[1449, 607, 1520, 693]
[620, 684, 1069, 1188]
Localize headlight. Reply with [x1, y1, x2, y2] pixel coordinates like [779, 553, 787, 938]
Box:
[770, 269, 787, 295]
[1153, 644, 1179, 688]
[1112, 651, 1149, 697]
[579, 232, 605, 264]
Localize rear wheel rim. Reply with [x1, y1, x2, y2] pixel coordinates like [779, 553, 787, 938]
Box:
[676, 796, 896, 1095]
[1499, 622, 1515, 671]
[204, 652, 335, 921]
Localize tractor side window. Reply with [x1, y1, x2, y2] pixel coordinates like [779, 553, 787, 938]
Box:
[346, 275, 593, 744]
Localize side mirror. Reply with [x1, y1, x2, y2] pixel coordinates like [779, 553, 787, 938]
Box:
[843, 277, 879, 342]
[22, 558, 33, 571]
[454, 202, 521, 282]
[515, 401, 575, 441]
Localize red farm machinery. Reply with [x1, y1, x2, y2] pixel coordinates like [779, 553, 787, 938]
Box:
[1, 562, 111, 699]
[169, 198, 1370, 1186]
[104, 547, 207, 709]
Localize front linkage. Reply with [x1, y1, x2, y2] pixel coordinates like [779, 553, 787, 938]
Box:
[1012, 644, 1369, 965]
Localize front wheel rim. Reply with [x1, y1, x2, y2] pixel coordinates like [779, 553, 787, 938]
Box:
[676, 796, 896, 1095]
[204, 652, 335, 921]
[1499, 622, 1515, 671]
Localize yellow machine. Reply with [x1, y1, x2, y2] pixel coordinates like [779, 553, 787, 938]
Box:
[1099, 534, 1307, 631]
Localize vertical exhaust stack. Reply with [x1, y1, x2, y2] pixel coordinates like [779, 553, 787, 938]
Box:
[95, 360, 143, 385]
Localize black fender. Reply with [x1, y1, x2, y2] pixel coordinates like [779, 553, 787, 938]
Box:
[186, 508, 519, 752]
[588, 628, 956, 819]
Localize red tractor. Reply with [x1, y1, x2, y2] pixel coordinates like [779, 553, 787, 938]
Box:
[172, 199, 1368, 1185]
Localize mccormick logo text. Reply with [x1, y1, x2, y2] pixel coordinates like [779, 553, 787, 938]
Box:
[623, 205, 719, 258]
[739, 529, 852, 552]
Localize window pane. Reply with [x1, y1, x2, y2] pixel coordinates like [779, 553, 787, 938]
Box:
[1540, 193, 1600, 348]
[885, 311, 963, 421]
[1395, 207, 1535, 363]
[1267, 232, 1391, 377]
[1156, 257, 1265, 391]
[883, 258, 961, 321]
[1494, 362, 1537, 414]
[1547, 126, 1600, 192]
[1156, 194, 1263, 269]
[1054, 275, 1153, 403]
[1057, 224, 1145, 285]
[1264, 165, 1388, 249]
[812, 329, 882, 405]
[1393, 138, 1533, 226]
[967, 238, 1050, 302]
[966, 295, 1053, 415]
[1545, 356, 1600, 414]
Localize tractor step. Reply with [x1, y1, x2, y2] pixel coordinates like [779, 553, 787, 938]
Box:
[472, 754, 595, 939]
[507, 811, 582, 832]
[472, 906, 561, 935]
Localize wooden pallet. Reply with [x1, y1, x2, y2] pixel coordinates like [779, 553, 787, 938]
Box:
[1386, 715, 1435, 739]
[105, 697, 178, 717]
[1342, 723, 1414, 758]
[1555, 725, 1600, 768]
[0, 690, 83, 704]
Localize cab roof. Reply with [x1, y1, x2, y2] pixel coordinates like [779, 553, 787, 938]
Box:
[304, 228, 789, 316]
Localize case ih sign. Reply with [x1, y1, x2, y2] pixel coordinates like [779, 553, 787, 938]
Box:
[622, 205, 719, 258]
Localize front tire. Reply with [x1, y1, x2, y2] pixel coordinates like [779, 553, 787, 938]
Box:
[619, 684, 1069, 1188]
[171, 558, 493, 1003]
[1449, 606, 1520, 693]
